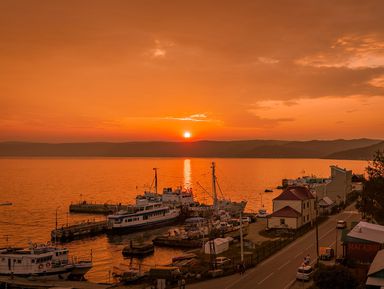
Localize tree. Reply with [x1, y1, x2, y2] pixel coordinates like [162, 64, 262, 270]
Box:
[356, 150, 384, 224]
[312, 265, 358, 289]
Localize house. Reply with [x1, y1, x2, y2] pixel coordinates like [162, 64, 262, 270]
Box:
[267, 186, 316, 230]
[343, 221, 384, 264]
[366, 249, 384, 288]
[318, 196, 335, 215]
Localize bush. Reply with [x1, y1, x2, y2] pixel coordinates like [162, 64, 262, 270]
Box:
[313, 265, 359, 289]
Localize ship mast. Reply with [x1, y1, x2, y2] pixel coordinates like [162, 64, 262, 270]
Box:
[211, 162, 218, 214]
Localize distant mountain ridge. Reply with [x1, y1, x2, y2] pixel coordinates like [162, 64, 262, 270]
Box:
[326, 141, 384, 160]
[0, 139, 382, 160]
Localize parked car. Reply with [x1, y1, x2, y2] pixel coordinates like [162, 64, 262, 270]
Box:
[336, 220, 347, 229]
[319, 247, 334, 260]
[215, 257, 231, 267]
[296, 265, 314, 281]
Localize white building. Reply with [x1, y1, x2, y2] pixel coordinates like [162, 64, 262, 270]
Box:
[267, 186, 316, 230]
[283, 165, 352, 205]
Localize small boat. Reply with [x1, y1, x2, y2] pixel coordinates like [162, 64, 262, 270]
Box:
[0, 202, 12, 206]
[122, 242, 154, 257]
[264, 189, 273, 193]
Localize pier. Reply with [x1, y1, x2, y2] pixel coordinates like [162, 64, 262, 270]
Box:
[51, 220, 109, 242]
[69, 201, 134, 214]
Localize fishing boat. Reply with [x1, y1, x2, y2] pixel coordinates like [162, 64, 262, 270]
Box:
[162, 187, 194, 205]
[107, 203, 180, 234]
[210, 162, 247, 215]
[0, 246, 73, 280]
[135, 168, 194, 206]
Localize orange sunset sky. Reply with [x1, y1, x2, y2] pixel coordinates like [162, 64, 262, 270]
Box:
[1, 0, 384, 142]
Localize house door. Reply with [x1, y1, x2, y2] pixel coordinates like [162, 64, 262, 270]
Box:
[8, 258, 11, 270]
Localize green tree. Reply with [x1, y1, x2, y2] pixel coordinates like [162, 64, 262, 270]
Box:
[356, 150, 384, 224]
[312, 265, 358, 289]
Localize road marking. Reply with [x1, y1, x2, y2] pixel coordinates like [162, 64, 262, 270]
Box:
[224, 268, 254, 289]
[283, 279, 296, 289]
[257, 272, 274, 285]
[320, 228, 334, 240]
[278, 260, 291, 270]
[294, 251, 302, 258]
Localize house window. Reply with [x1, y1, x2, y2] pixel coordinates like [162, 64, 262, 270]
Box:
[280, 219, 285, 225]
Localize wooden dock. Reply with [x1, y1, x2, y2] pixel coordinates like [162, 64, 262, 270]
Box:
[69, 202, 134, 214]
[51, 220, 109, 242]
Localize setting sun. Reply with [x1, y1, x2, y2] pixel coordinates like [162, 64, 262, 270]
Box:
[183, 131, 192, 139]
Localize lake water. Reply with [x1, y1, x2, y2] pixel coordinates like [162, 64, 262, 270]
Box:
[0, 157, 367, 282]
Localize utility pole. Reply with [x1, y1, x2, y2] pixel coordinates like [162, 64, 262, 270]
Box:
[153, 168, 158, 194]
[240, 211, 244, 263]
[211, 162, 218, 214]
[315, 195, 319, 266]
[335, 228, 338, 259]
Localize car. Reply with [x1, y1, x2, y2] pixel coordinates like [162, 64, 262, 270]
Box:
[336, 220, 347, 229]
[296, 265, 314, 281]
[319, 247, 334, 260]
[215, 257, 231, 267]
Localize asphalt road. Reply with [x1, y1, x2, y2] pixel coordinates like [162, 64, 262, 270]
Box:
[187, 207, 361, 289]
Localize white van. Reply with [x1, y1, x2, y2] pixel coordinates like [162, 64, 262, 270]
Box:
[296, 265, 314, 281]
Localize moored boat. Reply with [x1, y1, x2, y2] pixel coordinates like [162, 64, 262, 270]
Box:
[0, 246, 73, 280]
[107, 203, 180, 234]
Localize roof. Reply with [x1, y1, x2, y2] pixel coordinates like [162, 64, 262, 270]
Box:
[347, 221, 384, 244]
[318, 196, 334, 206]
[366, 276, 384, 287]
[273, 186, 315, 201]
[270, 206, 301, 218]
[368, 249, 384, 276]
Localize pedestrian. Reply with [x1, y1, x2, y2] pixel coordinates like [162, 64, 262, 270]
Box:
[181, 278, 186, 289]
[241, 262, 246, 275]
[237, 263, 241, 274]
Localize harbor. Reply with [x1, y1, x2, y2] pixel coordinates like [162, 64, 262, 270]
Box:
[0, 157, 367, 287]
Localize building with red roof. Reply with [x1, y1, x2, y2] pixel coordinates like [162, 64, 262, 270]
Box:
[267, 186, 316, 230]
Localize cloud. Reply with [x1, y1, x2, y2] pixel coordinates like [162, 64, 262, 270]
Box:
[257, 57, 279, 64]
[164, 113, 210, 122]
[148, 39, 175, 58]
[369, 75, 384, 88]
[296, 34, 384, 69]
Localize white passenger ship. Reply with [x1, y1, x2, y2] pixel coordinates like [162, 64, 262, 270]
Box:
[107, 203, 180, 234]
[0, 246, 73, 279]
[0, 243, 92, 280]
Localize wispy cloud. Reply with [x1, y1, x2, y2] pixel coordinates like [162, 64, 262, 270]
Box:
[164, 113, 210, 122]
[148, 39, 175, 58]
[296, 34, 384, 69]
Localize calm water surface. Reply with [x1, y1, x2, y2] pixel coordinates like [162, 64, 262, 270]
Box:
[0, 158, 366, 282]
